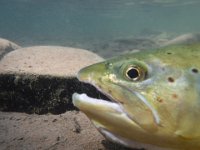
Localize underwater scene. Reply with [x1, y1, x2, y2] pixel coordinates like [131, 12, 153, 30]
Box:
[1, 0, 200, 150]
[0, 0, 200, 57]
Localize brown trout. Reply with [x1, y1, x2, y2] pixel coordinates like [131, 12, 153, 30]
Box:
[72, 44, 200, 150]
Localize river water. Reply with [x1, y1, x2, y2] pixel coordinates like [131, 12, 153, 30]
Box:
[0, 0, 200, 57]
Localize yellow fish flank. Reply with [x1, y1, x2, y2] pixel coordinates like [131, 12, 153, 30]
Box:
[72, 44, 200, 150]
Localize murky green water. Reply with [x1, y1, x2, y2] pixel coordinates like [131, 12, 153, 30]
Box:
[0, 0, 200, 57]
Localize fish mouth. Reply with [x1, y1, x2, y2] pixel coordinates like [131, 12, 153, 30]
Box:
[72, 90, 139, 149]
[72, 83, 148, 148]
[72, 93, 124, 113]
[72, 74, 134, 124]
[72, 81, 124, 114]
[72, 80, 160, 132]
[73, 67, 121, 107]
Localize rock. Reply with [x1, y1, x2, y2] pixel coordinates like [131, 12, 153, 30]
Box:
[95, 38, 157, 58]
[0, 46, 103, 76]
[0, 46, 106, 114]
[0, 111, 106, 150]
[162, 33, 200, 46]
[0, 38, 20, 59]
[0, 111, 127, 150]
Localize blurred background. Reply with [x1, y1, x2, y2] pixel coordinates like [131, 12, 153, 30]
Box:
[0, 0, 200, 57]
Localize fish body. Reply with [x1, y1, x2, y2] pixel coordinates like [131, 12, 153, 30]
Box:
[72, 44, 200, 150]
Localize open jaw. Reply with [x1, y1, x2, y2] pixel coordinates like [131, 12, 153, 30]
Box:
[72, 92, 124, 114]
[72, 92, 138, 148]
[72, 93, 165, 150]
[72, 80, 160, 126]
[71, 82, 131, 131]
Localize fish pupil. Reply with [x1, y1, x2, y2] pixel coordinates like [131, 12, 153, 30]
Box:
[126, 67, 139, 80]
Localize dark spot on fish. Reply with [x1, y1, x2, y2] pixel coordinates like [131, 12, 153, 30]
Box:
[168, 77, 175, 83]
[99, 85, 102, 89]
[156, 97, 163, 103]
[172, 94, 178, 99]
[167, 52, 172, 55]
[192, 68, 199, 73]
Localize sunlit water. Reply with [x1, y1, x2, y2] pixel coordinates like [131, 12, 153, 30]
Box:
[0, 0, 200, 57]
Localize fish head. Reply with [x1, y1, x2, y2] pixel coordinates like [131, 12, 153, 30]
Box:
[72, 47, 200, 148]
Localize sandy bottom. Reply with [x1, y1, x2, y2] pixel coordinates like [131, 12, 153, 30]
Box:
[0, 111, 137, 150]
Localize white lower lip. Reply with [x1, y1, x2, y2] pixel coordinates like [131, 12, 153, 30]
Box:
[72, 93, 124, 113]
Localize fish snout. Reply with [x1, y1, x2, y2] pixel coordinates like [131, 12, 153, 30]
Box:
[77, 62, 106, 82]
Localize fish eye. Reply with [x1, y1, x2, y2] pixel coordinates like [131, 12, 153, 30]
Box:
[125, 66, 141, 81]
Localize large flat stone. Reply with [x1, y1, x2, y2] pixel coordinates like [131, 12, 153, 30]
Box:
[0, 46, 103, 76]
[0, 46, 105, 114]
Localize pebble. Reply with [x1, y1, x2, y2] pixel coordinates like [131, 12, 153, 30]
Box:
[0, 38, 20, 59]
